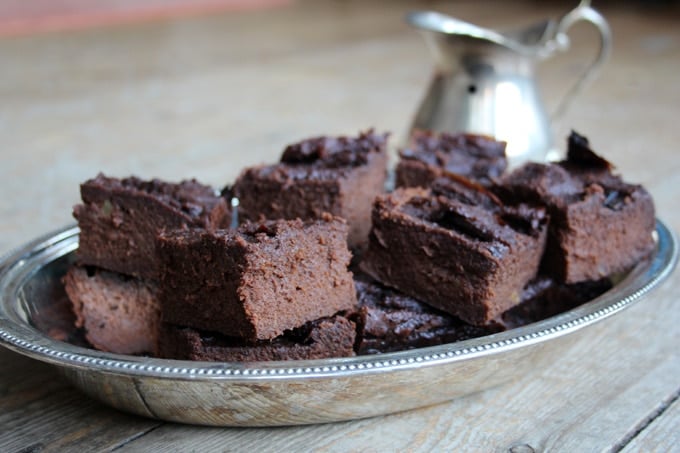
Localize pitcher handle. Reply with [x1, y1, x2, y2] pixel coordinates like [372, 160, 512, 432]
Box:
[549, 0, 612, 120]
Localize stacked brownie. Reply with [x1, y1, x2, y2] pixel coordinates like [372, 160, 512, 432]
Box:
[233, 129, 389, 249]
[65, 174, 232, 355]
[63, 266, 161, 355]
[156, 217, 358, 361]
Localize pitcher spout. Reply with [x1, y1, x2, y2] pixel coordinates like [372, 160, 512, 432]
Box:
[406, 11, 555, 63]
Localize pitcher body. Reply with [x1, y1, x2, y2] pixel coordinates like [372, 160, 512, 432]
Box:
[412, 50, 552, 166]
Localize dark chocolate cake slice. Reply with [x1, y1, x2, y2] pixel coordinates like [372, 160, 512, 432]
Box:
[158, 216, 356, 340]
[233, 129, 389, 248]
[497, 132, 656, 283]
[360, 182, 548, 325]
[74, 174, 231, 280]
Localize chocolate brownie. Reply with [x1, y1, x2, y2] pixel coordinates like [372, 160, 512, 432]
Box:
[233, 130, 389, 248]
[498, 276, 613, 329]
[395, 130, 507, 188]
[63, 265, 160, 355]
[74, 174, 231, 280]
[497, 133, 656, 283]
[359, 185, 548, 325]
[158, 216, 356, 340]
[351, 276, 503, 354]
[159, 316, 356, 362]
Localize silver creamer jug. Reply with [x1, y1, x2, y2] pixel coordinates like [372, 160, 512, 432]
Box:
[407, 1, 611, 168]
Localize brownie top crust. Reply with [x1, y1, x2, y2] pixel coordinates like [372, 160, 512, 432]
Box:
[389, 187, 547, 251]
[499, 141, 650, 213]
[430, 174, 503, 210]
[158, 215, 352, 254]
[498, 130, 624, 204]
[399, 130, 507, 180]
[79, 173, 228, 229]
[498, 162, 583, 206]
[280, 129, 389, 168]
[237, 130, 388, 184]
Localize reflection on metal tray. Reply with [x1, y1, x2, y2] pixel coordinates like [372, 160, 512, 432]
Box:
[0, 222, 676, 426]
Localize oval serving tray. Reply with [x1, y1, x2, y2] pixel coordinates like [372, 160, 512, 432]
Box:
[0, 221, 677, 427]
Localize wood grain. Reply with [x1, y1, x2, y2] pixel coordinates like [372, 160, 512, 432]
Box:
[0, 348, 162, 452]
[621, 395, 680, 453]
[0, 0, 679, 451]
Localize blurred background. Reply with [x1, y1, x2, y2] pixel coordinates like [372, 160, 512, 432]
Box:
[1, 0, 678, 252]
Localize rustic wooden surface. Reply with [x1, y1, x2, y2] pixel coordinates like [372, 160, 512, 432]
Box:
[1, 1, 679, 451]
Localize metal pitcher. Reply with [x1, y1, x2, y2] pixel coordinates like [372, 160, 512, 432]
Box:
[407, 0, 611, 168]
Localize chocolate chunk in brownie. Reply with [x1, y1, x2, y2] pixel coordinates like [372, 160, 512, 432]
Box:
[63, 265, 160, 355]
[74, 174, 231, 280]
[497, 134, 656, 283]
[559, 130, 616, 184]
[395, 130, 507, 188]
[498, 276, 613, 329]
[233, 129, 389, 249]
[158, 216, 357, 340]
[359, 185, 548, 326]
[159, 316, 356, 362]
[351, 276, 503, 354]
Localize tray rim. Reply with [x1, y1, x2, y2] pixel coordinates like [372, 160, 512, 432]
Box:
[0, 220, 677, 382]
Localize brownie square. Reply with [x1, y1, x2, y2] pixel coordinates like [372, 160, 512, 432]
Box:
[158, 316, 356, 362]
[351, 276, 503, 354]
[497, 133, 656, 283]
[63, 265, 160, 355]
[498, 276, 613, 329]
[359, 185, 548, 325]
[395, 130, 507, 188]
[74, 174, 231, 280]
[158, 217, 357, 340]
[233, 130, 389, 249]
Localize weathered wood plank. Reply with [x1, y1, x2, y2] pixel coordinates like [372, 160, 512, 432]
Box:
[0, 348, 162, 453]
[621, 395, 680, 453]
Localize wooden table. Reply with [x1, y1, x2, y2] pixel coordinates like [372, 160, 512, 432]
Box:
[1, 1, 678, 451]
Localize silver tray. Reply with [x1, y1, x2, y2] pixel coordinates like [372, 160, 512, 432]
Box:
[0, 222, 676, 426]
